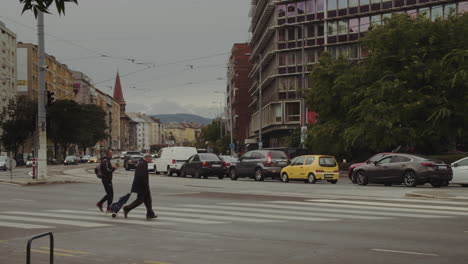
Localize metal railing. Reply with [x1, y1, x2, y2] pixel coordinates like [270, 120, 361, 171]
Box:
[26, 232, 54, 264]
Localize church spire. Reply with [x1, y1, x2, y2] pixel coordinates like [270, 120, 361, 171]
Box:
[113, 71, 126, 111]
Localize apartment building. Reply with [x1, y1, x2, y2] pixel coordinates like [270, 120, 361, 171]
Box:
[126, 112, 150, 152]
[248, 0, 467, 148]
[227, 43, 253, 151]
[17, 43, 74, 100]
[73, 71, 95, 105]
[0, 21, 17, 113]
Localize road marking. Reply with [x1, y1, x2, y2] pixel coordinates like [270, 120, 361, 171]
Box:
[226, 202, 450, 219]
[31, 249, 74, 257]
[269, 201, 468, 216]
[0, 221, 54, 229]
[0, 214, 111, 228]
[155, 206, 338, 222]
[144, 261, 172, 264]
[11, 199, 35, 202]
[40, 247, 89, 255]
[178, 204, 391, 220]
[48, 210, 174, 226]
[304, 199, 468, 212]
[372, 249, 438, 256]
[362, 198, 468, 206]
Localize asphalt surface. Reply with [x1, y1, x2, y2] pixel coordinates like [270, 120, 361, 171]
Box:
[0, 164, 467, 264]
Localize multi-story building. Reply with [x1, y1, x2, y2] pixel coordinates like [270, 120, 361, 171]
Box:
[164, 122, 201, 146]
[126, 112, 150, 152]
[93, 88, 121, 154]
[73, 71, 95, 105]
[151, 117, 165, 147]
[248, 0, 468, 148]
[0, 21, 17, 114]
[227, 43, 253, 152]
[17, 42, 74, 100]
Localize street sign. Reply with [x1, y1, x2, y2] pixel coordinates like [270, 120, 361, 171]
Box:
[5, 158, 16, 170]
[229, 143, 235, 149]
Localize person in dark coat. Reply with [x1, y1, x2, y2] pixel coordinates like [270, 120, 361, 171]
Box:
[96, 149, 119, 212]
[123, 154, 156, 219]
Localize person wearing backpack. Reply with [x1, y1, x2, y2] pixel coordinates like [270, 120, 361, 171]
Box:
[96, 149, 119, 212]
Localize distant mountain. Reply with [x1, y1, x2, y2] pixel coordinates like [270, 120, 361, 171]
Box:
[150, 113, 212, 125]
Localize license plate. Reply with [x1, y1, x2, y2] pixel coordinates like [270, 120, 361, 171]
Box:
[438, 166, 447, 170]
[324, 174, 334, 178]
[212, 164, 221, 168]
[278, 162, 287, 166]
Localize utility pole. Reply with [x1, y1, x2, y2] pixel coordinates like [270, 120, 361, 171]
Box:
[37, 11, 47, 180]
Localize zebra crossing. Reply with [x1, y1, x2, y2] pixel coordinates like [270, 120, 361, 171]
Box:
[1, 198, 467, 230]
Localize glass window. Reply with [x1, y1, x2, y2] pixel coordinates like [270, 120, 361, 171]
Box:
[307, 25, 315, 38]
[278, 4, 286, 17]
[338, 20, 348, 35]
[371, 0, 380, 4]
[350, 44, 359, 58]
[293, 157, 306, 166]
[377, 156, 392, 164]
[317, 23, 324, 36]
[279, 29, 286, 42]
[382, 13, 391, 20]
[288, 53, 296, 65]
[200, 153, 221, 161]
[349, 0, 359, 7]
[431, 5, 443, 20]
[361, 45, 369, 57]
[349, 18, 359, 33]
[361, 0, 370, 4]
[319, 157, 337, 167]
[308, 50, 316, 63]
[288, 3, 296, 16]
[328, 0, 337, 11]
[419, 7, 430, 18]
[288, 28, 296, 41]
[306, 0, 315, 13]
[446, 3, 457, 17]
[193, 155, 200, 162]
[459, 2, 468, 14]
[328, 21, 337, 36]
[360, 16, 370, 32]
[297, 1, 306, 14]
[270, 151, 288, 159]
[371, 14, 381, 26]
[298, 27, 303, 39]
[407, 9, 417, 17]
[297, 51, 303, 65]
[456, 158, 468, 167]
[279, 53, 287, 66]
[317, 0, 324, 12]
[328, 46, 337, 58]
[338, 0, 348, 9]
[305, 157, 315, 165]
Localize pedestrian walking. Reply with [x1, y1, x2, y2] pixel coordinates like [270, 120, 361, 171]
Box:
[96, 149, 118, 212]
[123, 154, 157, 219]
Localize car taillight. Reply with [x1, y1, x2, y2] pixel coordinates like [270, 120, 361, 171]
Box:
[316, 170, 324, 172]
[224, 163, 230, 167]
[172, 159, 176, 164]
[421, 163, 434, 166]
[334, 170, 340, 173]
[202, 161, 209, 168]
[266, 152, 272, 164]
[128, 161, 133, 164]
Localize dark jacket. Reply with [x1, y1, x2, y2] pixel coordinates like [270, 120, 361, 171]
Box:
[100, 157, 115, 179]
[131, 159, 149, 194]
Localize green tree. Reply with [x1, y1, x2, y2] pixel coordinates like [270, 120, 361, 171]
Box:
[75, 104, 108, 154]
[0, 96, 37, 160]
[20, 0, 78, 17]
[196, 119, 229, 154]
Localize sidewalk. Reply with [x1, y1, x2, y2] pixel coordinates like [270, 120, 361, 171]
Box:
[0, 166, 83, 185]
[406, 189, 468, 201]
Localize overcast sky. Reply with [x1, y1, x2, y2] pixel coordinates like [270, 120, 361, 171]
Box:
[1, 1, 251, 118]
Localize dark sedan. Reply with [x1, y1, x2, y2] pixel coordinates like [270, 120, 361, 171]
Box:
[180, 153, 227, 179]
[229, 150, 289, 181]
[353, 153, 452, 187]
[125, 155, 143, 170]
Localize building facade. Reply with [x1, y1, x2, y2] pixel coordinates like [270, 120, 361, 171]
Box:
[72, 71, 95, 105]
[248, 0, 468, 148]
[0, 21, 17, 114]
[227, 43, 253, 151]
[126, 112, 150, 152]
[17, 43, 74, 100]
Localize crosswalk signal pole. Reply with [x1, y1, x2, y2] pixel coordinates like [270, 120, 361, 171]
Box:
[37, 11, 47, 180]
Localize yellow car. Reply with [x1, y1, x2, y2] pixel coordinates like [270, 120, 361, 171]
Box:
[280, 155, 340, 184]
[88, 156, 98, 163]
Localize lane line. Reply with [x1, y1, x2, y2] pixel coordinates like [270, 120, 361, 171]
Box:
[178, 204, 391, 220]
[144, 261, 172, 264]
[269, 201, 468, 216]
[153, 206, 338, 222]
[0, 221, 54, 229]
[11, 199, 35, 202]
[31, 249, 74, 257]
[372, 249, 438, 257]
[356, 198, 468, 206]
[40, 247, 89, 255]
[0, 215, 111, 228]
[302, 199, 468, 212]
[225, 202, 450, 219]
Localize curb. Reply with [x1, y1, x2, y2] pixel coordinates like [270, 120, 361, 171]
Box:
[0, 179, 82, 186]
[406, 191, 468, 201]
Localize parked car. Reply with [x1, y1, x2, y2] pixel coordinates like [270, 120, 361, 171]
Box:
[450, 157, 468, 187]
[80, 155, 91, 163]
[147, 157, 157, 173]
[0, 156, 9, 171]
[348, 153, 393, 183]
[120, 151, 127, 159]
[125, 155, 143, 170]
[25, 158, 33, 167]
[353, 153, 452, 187]
[229, 150, 289, 181]
[281, 155, 339, 184]
[154, 147, 197, 176]
[64, 156, 79, 165]
[180, 153, 227, 179]
[88, 156, 98, 163]
[123, 151, 141, 168]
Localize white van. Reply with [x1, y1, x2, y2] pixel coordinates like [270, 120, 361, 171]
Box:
[154, 147, 197, 176]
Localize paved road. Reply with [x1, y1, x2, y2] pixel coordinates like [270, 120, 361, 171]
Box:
[1, 164, 467, 264]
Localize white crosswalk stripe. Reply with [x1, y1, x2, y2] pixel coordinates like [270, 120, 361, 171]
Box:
[0, 221, 53, 229]
[0, 215, 111, 228]
[304, 199, 468, 211]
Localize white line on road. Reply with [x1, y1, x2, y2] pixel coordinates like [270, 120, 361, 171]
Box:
[0, 221, 53, 229]
[363, 198, 468, 206]
[303, 200, 468, 212]
[226, 202, 450, 219]
[0, 214, 111, 228]
[11, 199, 35, 202]
[372, 249, 438, 257]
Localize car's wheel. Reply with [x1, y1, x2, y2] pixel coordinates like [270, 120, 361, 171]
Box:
[350, 170, 358, 184]
[218, 175, 225, 179]
[431, 181, 443, 188]
[328, 180, 338, 184]
[203, 175, 209, 179]
[180, 170, 186, 177]
[254, 168, 265, 181]
[403, 170, 417, 187]
[153, 165, 158, 174]
[281, 173, 289, 183]
[307, 173, 317, 184]
[176, 171, 181, 177]
[356, 171, 368, 186]
[166, 167, 172, 176]
[230, 168, 238, 180]
[441, 180, 449, 187]
[125, 165, 129, 171]
[195, 169, 201, 178]
[461, 184, 468, 187]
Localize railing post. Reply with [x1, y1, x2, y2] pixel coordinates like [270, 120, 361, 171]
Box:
[26, 232, 54, 264]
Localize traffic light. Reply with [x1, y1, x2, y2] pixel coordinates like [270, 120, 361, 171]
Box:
[47, 91, 56, 106]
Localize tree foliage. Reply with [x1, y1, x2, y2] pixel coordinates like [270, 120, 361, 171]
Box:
[196, 119, 230, 154]
[20, 0, 78, 17]
[306, 14, 468, 159]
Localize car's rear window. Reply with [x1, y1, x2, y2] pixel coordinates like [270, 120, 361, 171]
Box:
[268, 151, 287, 159]
[200, 154, 220, 161]
[127, 152, 140, 156]
[131, 157, 142, 161]
[0, 157, 7, 161]
[319, 157, 337, 167]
